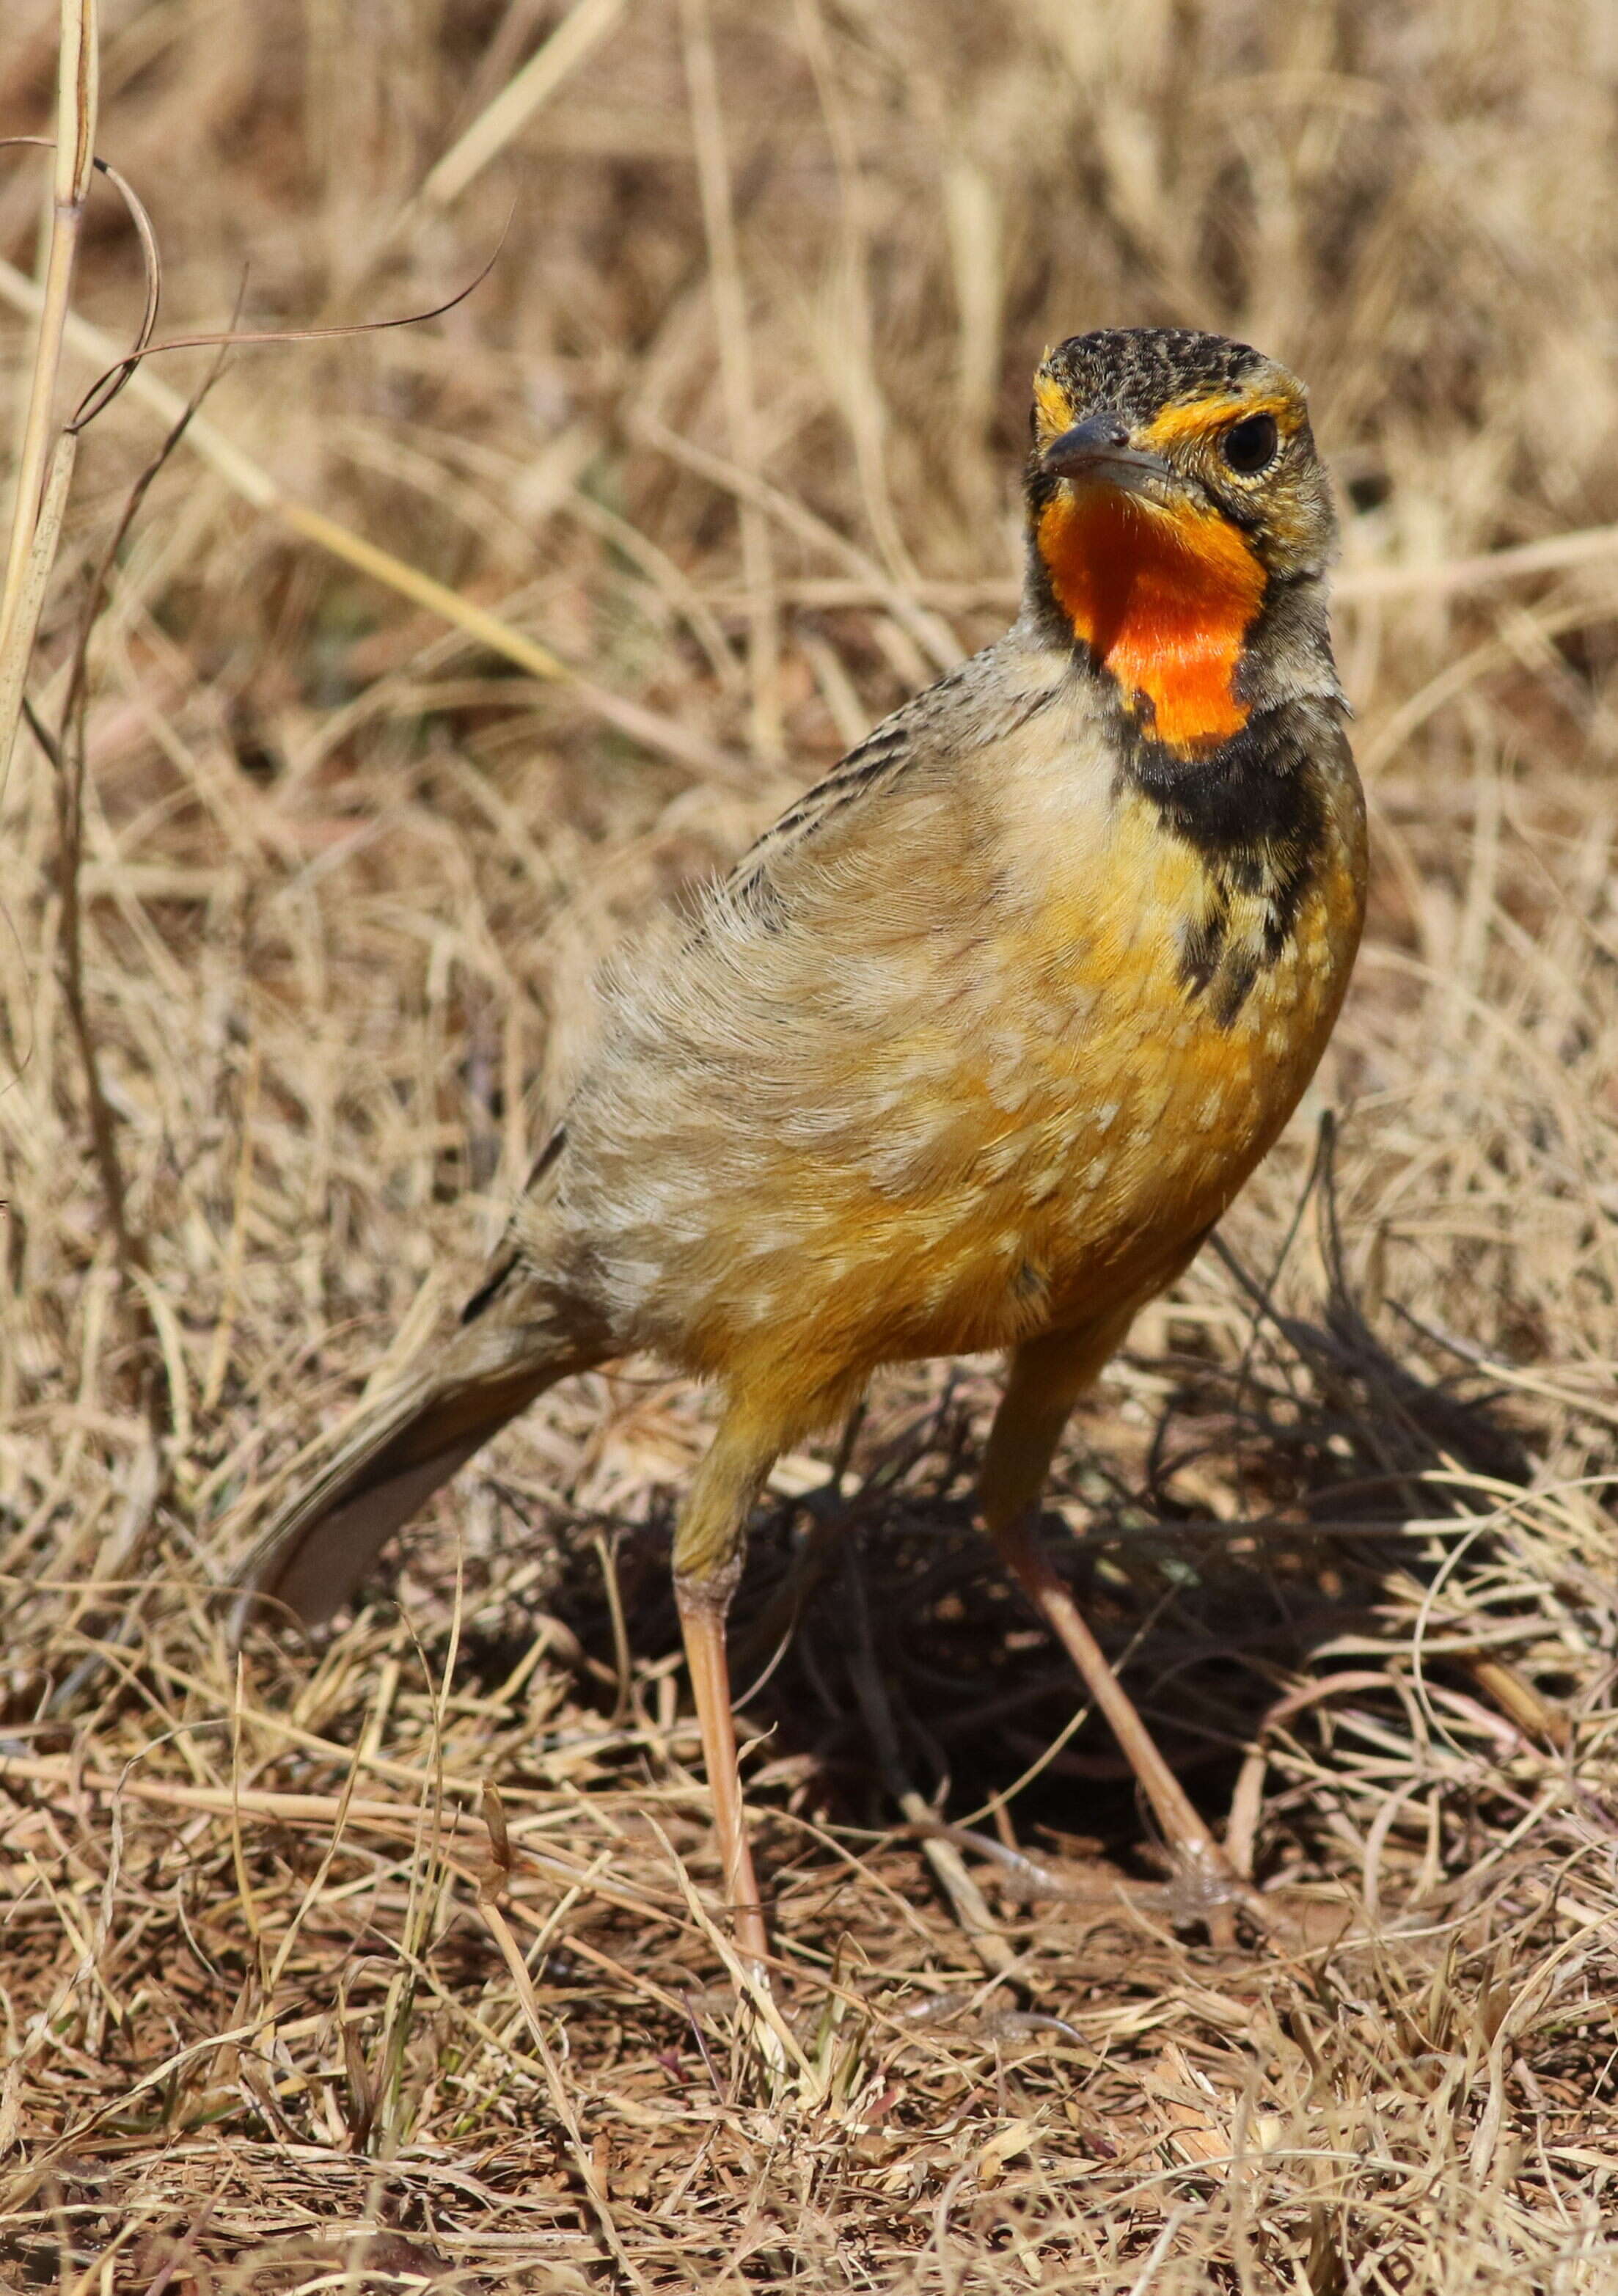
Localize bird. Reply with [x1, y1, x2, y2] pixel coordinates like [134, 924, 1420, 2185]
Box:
[233, 326, 1367, 1970]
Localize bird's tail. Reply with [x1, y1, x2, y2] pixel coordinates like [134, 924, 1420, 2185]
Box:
[230, 1318, 592, 1637]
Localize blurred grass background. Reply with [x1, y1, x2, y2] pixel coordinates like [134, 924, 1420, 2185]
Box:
[2, 2, 1617, 2289]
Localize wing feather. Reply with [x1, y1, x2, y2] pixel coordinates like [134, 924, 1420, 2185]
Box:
[725, 701, 934, 911]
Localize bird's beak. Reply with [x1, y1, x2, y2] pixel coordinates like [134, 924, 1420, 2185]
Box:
[1041, 412, 1177, 500]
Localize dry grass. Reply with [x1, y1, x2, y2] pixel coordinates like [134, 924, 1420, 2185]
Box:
[4, 0, 1618, 2286]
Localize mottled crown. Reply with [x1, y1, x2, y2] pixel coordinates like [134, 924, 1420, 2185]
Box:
[1036, 329, 1270, 430]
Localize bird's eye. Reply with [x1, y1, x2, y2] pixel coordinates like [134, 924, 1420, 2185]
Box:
[1220, 412, 1279, 475]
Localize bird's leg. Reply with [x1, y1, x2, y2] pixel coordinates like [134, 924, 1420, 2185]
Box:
[978, 1320, 1245, 1944]
[671, 1407, 780, 1974]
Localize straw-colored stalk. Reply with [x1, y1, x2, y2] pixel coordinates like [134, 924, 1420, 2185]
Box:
[0, 0, 98, 789]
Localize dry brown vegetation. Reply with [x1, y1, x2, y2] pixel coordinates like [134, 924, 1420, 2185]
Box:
[4, 0, 1618, 2286]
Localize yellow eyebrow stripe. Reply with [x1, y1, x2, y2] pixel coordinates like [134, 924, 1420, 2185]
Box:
[1143, 391, 1297, 449]
[1033, 370, 1077, 444]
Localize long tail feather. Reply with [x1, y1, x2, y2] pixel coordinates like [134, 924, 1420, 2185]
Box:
[231, 1323, 582, 1637]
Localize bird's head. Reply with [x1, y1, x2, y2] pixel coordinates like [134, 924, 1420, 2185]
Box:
[1025, 328, 1339, 754]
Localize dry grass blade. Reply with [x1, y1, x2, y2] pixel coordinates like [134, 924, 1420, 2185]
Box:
[420, 0, 632, 213]
[0, 139, 161, 431]
[0, 258, 747, 781]
[680, 0, 781, 756]
[0, 428, 73, 786]
[0, 0, 95, 783]
[842, 1540, 1020, 1981]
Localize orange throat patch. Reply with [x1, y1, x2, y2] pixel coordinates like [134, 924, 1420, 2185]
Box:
[1037, 487, 1267, 752]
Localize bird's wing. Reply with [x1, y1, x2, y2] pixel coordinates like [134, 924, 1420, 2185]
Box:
[722, 679, 957, 914]
[464, 637, 1074, 1315]
[721, 635, 1076, 922]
